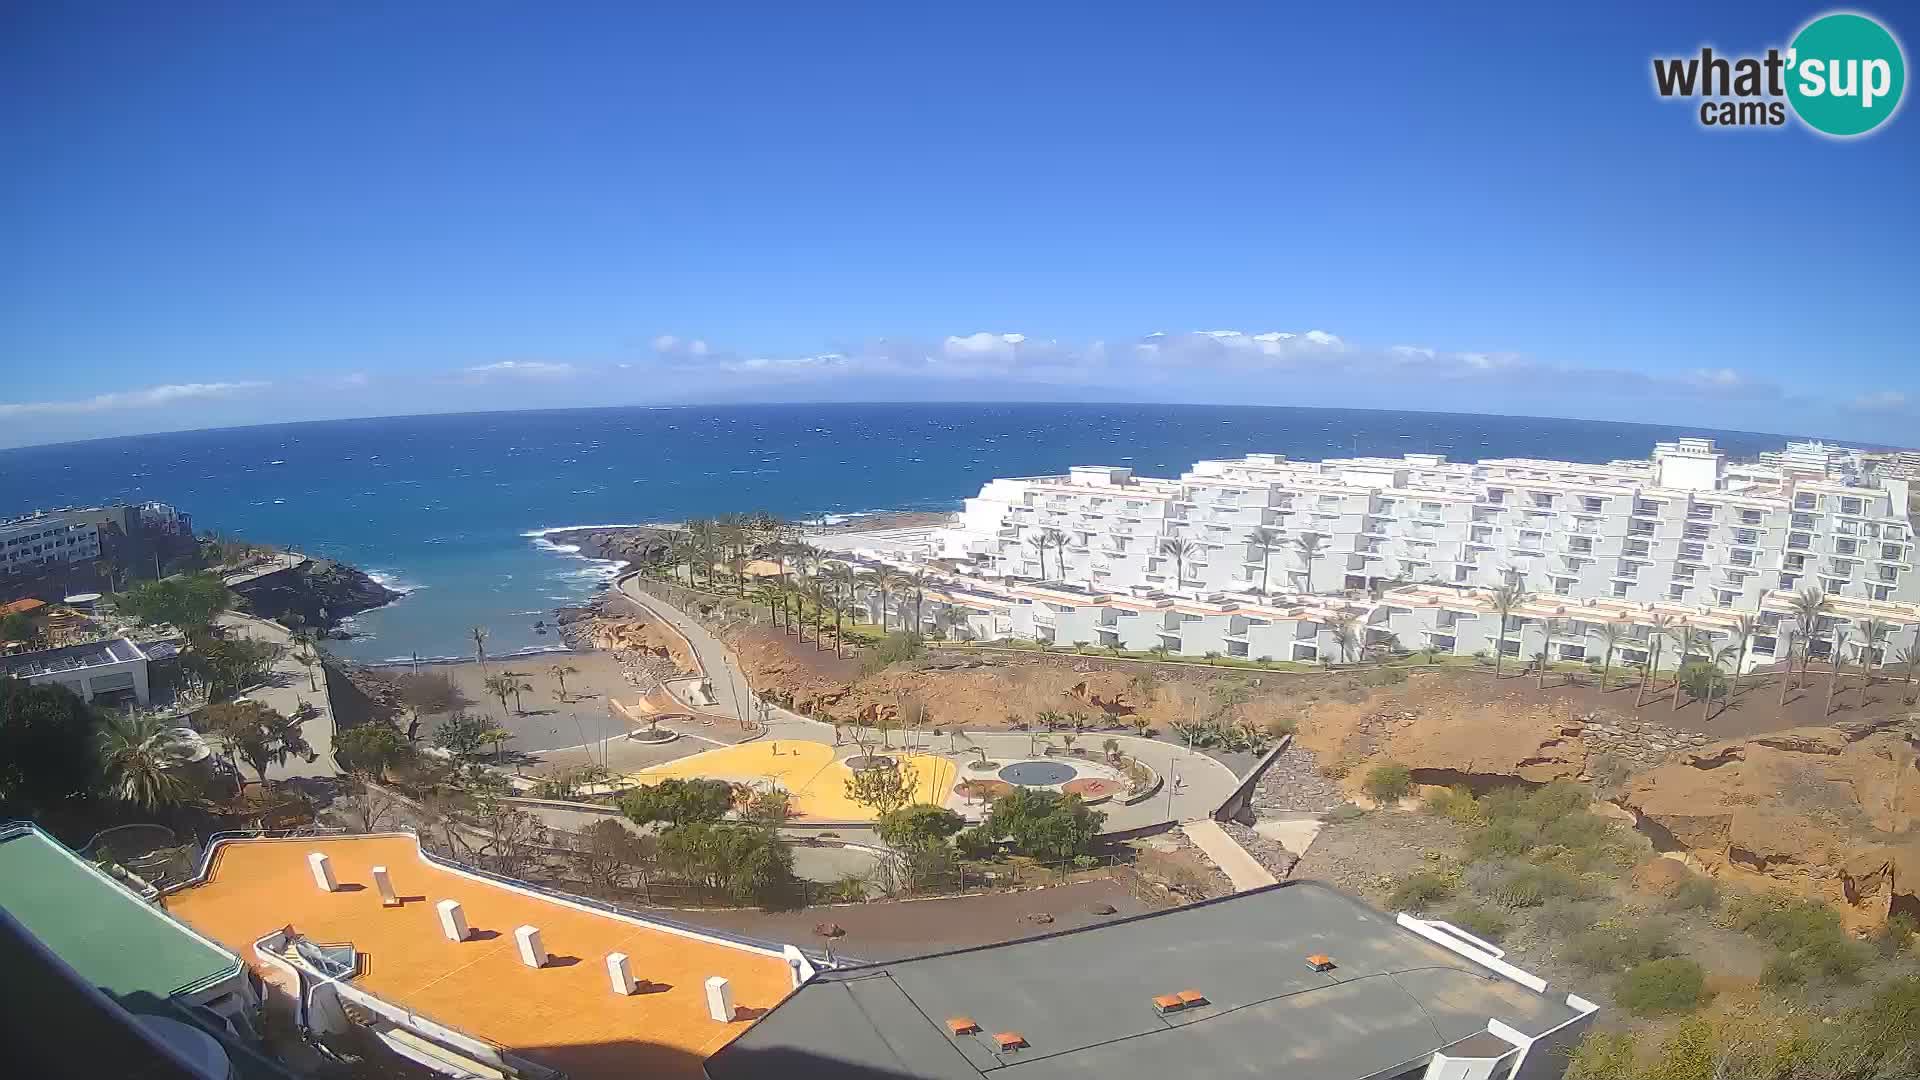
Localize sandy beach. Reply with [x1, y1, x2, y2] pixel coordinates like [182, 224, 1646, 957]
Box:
[381, 649, 641, 755]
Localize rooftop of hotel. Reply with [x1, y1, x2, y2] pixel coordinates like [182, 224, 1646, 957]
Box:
[163, 834, 798, 1080]
[708, 880, 1587, 1080]
[0, 636, 144, 677]
[0, 823, 244, 1003]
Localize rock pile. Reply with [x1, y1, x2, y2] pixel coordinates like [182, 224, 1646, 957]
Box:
[1222, 820, 1300, 879]
[1251, 744, 1345, 813]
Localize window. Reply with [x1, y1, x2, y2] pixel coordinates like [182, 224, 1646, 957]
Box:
[1740, 509, 1763, 525]
[1823, 577, 1846, 592]
[1569, 537, 1592, 553]
[1833, 559, 1856, 576]
[1719, 590, 1738, 606]
[1836, 538, 1858, 555]
[1616, 560, 1639, 579]
[1795, 492, 1817, 510]
[1635, 499, 1660, 515]
[1612, 581, 1630, 598]
[1533, 492, 1555, 508]
[1730, 549, 1754, 567]
[1874, 585, 1894, 601]
[1879, 566, 1900, 583]
[1780, 573, 1799, 590]
[1684, 523, 1710, 540]
[1625, 540, 1650, 558]
[1583, 496, 1604, 513]
[1669, 584, 1687, 600]
[1884, 544, 1904, 561]
[1841, 498, 1863, 515]
[1733, 529, 1758, 546]
[1554, 577, 1574, 595]
[1453, 564, 1470, 583]
[1788, 532, 1812, 550]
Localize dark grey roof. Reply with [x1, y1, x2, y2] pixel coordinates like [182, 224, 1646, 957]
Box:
[707, 881, 1583, 1080]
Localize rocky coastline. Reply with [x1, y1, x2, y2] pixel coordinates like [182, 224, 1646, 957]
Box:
[243, 558, 403, 638]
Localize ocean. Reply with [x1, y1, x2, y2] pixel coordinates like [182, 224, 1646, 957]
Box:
[0, 403, 1797, 663]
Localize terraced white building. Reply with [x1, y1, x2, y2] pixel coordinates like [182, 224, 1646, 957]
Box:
[864, 437, 1920, 671]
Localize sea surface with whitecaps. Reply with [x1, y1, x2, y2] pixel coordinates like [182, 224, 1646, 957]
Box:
[0, 403, 1797, 663]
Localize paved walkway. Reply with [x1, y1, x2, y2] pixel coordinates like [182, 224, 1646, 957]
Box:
[214, 612, 338, 780]
[1181, 820, 1279, 892]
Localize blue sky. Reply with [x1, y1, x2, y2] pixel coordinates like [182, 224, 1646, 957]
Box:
[2, 1, 1915, 448]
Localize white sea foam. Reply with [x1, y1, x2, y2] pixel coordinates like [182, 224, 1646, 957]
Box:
[519, 523, 662, 538]
[365, 570, 425, 594]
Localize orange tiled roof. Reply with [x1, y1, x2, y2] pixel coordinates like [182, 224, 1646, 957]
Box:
[1, 598, 46, 616]
[164, 835, 794, 1079]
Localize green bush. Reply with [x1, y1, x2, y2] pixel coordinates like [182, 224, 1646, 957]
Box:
[953, 826, 996, 860]
[619, 778, 735, 827]
[1446, 903, 1510, 941]
[1566, 919, 1675, 973]
[1363, 763, 1413, 803]
[1617, 957, 1708, 1016]
[1761, 952, 1807, 989]
[1423, 784, 1484, 825]
[1534, 899, 1603, 938]
[860, 631, 926, 675]
[1467, 819, 1540, 860]
[1491, 864, 1585, 909]
[1874, 912, 1918, 957]
[1725, 891, 1871, 984]
[1666, 875, 1721, 912]
[1323, 802, 1366, 824]
[1388, 870, 1455, 911]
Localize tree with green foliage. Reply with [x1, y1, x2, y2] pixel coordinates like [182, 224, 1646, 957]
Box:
[204, 699, 313, 790]
[0, 681, 99, 817]
[620, 777, 735, 828]
[183, 631, 286, 701]
[982, 787, 1104, 861]
[860, 630, 926, 676]
[95, 712, 194, 810]
[569, 818, 656, 892]
[334, 723, 410, 780]
[430, 710, 508, 763]
[114, 572, 231, 631]
[655, 821, 794, 905]
[877, 804, 964, 853]
[845, 757, 919, 817]
[1489, 582, 1528, 678]
[0, 611, 37, 644]
[1617, 957, 1708, 1016]
[395, 671, 469, 744]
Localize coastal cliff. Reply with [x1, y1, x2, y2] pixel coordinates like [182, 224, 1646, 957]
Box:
[543, 526, 678, 569]
[235, 558, 402, 636]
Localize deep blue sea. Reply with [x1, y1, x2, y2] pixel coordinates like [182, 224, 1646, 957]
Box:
[0, 403, 1795, 663]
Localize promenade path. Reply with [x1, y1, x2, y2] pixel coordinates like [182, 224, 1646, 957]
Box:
[214, 612, 339, 780]
[605, 574, 1238, 829]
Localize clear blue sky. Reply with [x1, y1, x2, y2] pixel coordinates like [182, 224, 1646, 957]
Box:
[3, 1, 1915, 448]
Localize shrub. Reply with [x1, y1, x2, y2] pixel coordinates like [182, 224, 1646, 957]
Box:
[1447, 903, 1510, 942]
[1535, 898, 1603, 938]
[620, 778, 735, 827]
[1389, 871, 1455, 911]
[1725, 891, 1870, 984]
[859, 631, 926, 675]
[1617, 957, 1708, 1016]
[1363, 763, 1413, 803]
[953, 826, 996, 860]
[1874, 912, 1918, 957]
[982, 788, 1105, 860]
[1424, 785, 1484, 826]
[1467, 819, 1540, 861]
[1667, 875, 1721, 913]
[1761, 952, 1807, 989]
[1490, 864, 1585, 909]
[1566, 919, 1675, 973]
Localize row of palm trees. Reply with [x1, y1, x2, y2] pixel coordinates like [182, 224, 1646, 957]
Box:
[1485, 583, 1916, 722]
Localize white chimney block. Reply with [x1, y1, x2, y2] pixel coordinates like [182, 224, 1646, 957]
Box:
[705, 976, 735, 1022]
[514, 925, 546, 968]
[607, 952, 636, 995]
[371, 865, 399, 907]
[437, 899, 469, 942]
[307, 852, 337, 893]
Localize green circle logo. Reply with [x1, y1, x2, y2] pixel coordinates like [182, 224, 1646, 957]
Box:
[1787, 12, 1906, 136]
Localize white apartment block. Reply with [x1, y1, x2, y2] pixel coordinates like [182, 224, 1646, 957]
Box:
[1, 510, 103, 577]
[857, 437, 1920, 671]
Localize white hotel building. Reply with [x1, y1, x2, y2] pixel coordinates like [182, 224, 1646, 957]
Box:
[858, 438, 1920, 672]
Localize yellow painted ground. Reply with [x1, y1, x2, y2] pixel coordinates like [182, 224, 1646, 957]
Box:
[628, 741, 958, 821]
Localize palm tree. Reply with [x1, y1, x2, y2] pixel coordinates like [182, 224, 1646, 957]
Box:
[904, 569, 930, 636]
[1042, 528, 1071, 583]
[1489, 582, 1528, 678]
[1596, 622, 1626, 692]
[1332, 617, 1360, 664]
[1245, 527, 1282, 594]
[482, 672, 517, 718]
[874, 568, 906, 631]
[1292, 532, 1325, 592]
[1894, 645, 1920, 706]
[1825, 624, 1853, 715]
[1669, 619, 1694, 713]
[687, 518, 719, 588]
[666, 533, 699, 587]
[469, 625, 490, 669]
[1857, 618, 1893, 700]
[1638, 614, 1673, 707]
[1721, 615, 1758, 712]
[1025, 532, 1051, 581]
[1158, 537, 1200, 596]
[547, 663, 578, 703]
[96, 713, 193, 810]
[290, 631, 320, 692]
[1778, 632, 1798, 708]
[829, 562, 858, 658]
[1789, 587, 1828, 691]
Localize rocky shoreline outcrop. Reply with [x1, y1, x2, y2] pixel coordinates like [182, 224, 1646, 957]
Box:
[544, 526, 677, 570]
[242, 558, 402, 637]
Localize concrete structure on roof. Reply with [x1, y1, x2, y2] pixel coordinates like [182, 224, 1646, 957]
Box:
[707, 879, 1597, 1080]
[0, 823, 262, 1046]
[0, 636, 151, 704]
[165, 833, 811, 1080]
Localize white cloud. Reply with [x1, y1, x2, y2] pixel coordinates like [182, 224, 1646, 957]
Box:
[463, 360, 576, 379]
[0, 381, 269, 417]
[1852, 390, 1908, 411]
